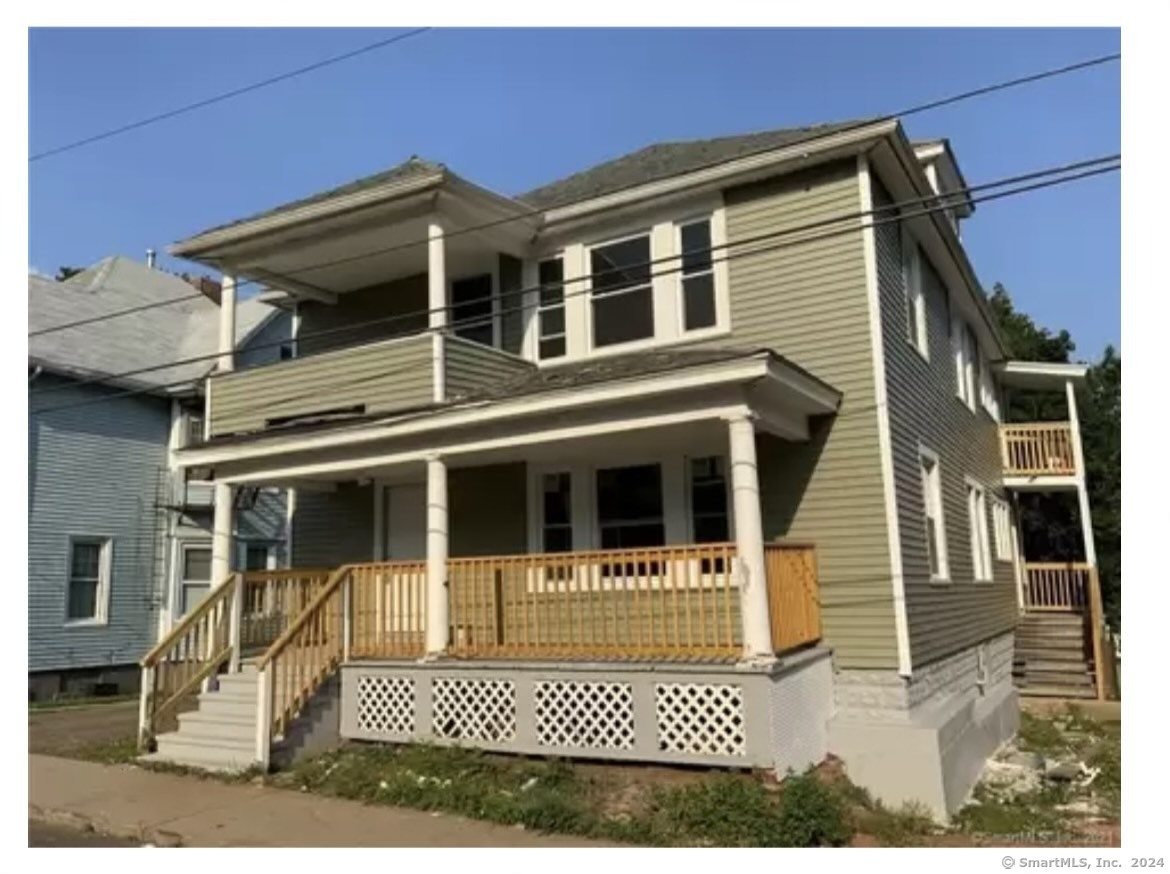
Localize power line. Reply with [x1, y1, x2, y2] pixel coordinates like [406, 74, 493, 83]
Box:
[30, 153, 1115, 398]
[28, 290, 208, 337]
[27, 50, 1120, 337]
[29, 158, 1119, 416]
[29, 28, 433, 162]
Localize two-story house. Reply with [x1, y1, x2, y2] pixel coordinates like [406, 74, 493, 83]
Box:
[141, 119, 1104, 818]
[28, 256, 291, 700]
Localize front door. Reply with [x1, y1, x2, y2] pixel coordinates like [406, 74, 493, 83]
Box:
[385, 483, 426, 560]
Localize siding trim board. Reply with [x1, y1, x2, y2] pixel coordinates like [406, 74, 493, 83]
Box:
[858, 155, 913, 676]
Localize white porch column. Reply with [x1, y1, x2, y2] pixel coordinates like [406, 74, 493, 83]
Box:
[218, 274, 237, 373]
[425, 456, 450, 656]
[1065, 379, 1098, 567]
[211, 483, 235, 584]
[727, 413, 773, 659]
[428, 221, 447, 403]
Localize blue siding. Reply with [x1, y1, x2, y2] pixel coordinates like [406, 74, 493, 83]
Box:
[28, 374, 170, 672]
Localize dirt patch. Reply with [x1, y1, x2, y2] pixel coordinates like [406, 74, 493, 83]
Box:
[29, 701, 138, 757]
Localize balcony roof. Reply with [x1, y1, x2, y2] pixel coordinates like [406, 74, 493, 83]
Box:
[996, 360, 1089, 389]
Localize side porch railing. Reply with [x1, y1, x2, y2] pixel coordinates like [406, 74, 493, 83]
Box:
[1022, 562, 1092, 611]
[1000, 422, 1077, 476]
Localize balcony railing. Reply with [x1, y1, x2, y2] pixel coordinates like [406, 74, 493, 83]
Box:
[1000, 423, 1077, 477]
[1022, 562, 1091, 611]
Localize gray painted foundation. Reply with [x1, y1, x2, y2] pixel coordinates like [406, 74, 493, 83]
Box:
[339, 647, 833, 774]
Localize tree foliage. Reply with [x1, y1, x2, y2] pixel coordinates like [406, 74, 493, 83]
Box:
[987, 284, 1120, 628]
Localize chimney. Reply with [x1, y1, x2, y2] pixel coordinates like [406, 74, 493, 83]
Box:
[182, 274, 223, 306]
[145, 248, 156, 269]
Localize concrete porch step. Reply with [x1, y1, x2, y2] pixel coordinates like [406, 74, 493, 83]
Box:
[1018, 684, 1097, 699]
[153, 732, 256, 771]
[177, 710, 256, 740]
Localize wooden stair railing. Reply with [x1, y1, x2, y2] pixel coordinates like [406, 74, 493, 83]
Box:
[138, 573, 241, 749]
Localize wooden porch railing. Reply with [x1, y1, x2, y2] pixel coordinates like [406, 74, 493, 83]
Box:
[1000, 422, 1076, 476]
[446, 543, 742, 660]
[764, 543, 821, 652]
[349, 561, 427, 658]
[1022, 562, 1091, 611]
[138, 573, 238, 747]
[239, 568, 332, 652]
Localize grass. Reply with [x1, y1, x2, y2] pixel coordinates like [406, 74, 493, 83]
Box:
[28, 693, 138, 711]
[66, 736, 141, 766]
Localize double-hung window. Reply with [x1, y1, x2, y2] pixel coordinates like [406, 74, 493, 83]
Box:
[537, 257, 566, 360]
[541, 472, 573, 553]
[903, 239, 928, 359]
[953, 318, 978, 410]
[589, 234, 654, 348]
[979, 353, 1001, 421]
[451, 274, 494, 346]
[689, 457, 729, 543]
[679, 219, 717, 332]
[596, 464, 665, 549]
[992, 498, 1013, 562]
[66, 537, 111, 624]
[919, 450, 948, 580]
[967, 480, 992, 582]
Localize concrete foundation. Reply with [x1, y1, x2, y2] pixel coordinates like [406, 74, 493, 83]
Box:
[827, 631, 1019, 820]
[28, 664, 141, 702]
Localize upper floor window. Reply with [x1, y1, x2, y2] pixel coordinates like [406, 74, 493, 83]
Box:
[538, 257, 566, 360]
[679, 219, 717, 331]
[589, 234, 653, 348]
[953, 317, 978, 411]
[451, 274, 494, 346]
[66, 537, 111, 624]
[903, 240, 928, 360]
[184, 411, 204, 447]
[979, 353, 1001, 421]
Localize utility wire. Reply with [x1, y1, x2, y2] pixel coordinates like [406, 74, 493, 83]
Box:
[27, 50, 1120, 335]
[28, 290, 208, 337]
[29, 28, 433, 162]
[29, 159, 1119, 416]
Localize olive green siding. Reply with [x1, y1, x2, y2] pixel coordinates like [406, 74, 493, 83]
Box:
[444, 337, 534, 400]
[298, 275, 427, 356]
[872, 180, 1016, 669]
[207, 333, 433, 437]
[292, 482, 375, 567]
[694, 161, 898, 670]
[450, 463, 528, 557]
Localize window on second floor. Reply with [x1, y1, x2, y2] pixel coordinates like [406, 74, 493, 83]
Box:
[679, 219, 717, 332]
[953, 317, 978, 412]
[451, 274, 494, 346]
[903, 239, 928, 360]
[589, 234, 654, 348]
[538, 257, 566, 360]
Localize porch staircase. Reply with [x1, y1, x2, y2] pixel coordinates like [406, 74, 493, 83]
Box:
[1012, 612, 1097, 699]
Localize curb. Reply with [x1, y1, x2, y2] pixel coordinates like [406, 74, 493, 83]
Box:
[28, 803, 184, 847]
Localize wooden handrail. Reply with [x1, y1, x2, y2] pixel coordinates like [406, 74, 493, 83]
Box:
[257, 565, 351, 669]
[141, 573, 239, 668]
[764, 543, 821, 653]
[1000, 422, 1076, 476]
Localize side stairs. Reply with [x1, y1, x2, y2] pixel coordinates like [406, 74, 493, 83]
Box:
[141, 663, 341, 773]
[1013, 611, 1096, 699]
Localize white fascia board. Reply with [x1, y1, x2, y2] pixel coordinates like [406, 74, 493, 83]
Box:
[763, 358, 842, 413]
[178, 356, 774, 468]
[996, 360, 1089, 387]
[169, 172, 446, 257]
[215, 403, 752, 486]
[541, 120, 898, 228]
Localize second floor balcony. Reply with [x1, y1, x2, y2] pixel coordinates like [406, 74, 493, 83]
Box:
[999, 421, 1077, 478]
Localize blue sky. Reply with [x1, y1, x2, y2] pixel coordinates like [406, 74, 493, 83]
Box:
[29, 27, 1120, 359]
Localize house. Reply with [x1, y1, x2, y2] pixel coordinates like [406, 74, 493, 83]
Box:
[28, 256, 291, 700]
[140, 118, 1105, 818]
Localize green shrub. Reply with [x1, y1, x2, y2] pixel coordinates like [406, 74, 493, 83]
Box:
[773, 772, 853, 847]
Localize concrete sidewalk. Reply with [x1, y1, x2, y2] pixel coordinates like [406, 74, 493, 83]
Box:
[29, 755, 615, 848]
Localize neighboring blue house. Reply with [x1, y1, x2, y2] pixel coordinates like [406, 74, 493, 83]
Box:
[28, 256, 291, 700]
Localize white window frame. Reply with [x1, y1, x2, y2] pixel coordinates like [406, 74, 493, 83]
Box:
[177, 540, 214, 617]
[902, 235, 928, 361]
[238, 541, 278, 572]
[918, 447, 949, 582]
[64, 535, 112, 626]
[991, 497, 1012, 563]
[585, 228, 656, 352]
[674, 215, 729, 340]
[965, 478, 993, 582]
[979, 352, 1001, 422]
[953, 316, 977, 412]
[536, 254, 567, 361]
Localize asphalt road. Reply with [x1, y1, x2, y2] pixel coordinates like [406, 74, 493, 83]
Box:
[29, 820, 140, 847]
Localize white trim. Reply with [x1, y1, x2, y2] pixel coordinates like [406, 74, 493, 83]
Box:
[964, 476, 993, 583]
[1002, 474, 1080, 492]
[918, 445, 950, 583]
[902, 232, 928, 362]
[175, 538, 214, 618]
[181, 355, 801, 468]
[63, 534, 113, 627]
[858, 154, 912, 676]
[991, 496, 1013, 563]
[1065, 379, 1099, 568]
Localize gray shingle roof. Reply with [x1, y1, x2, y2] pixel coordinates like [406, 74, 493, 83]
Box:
[29, 256, 275, 392]
[515, 120, 874, 210]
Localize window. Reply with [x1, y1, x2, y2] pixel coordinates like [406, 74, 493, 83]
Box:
[541, 472, 573, 553]
[953, 318, 978, 410]
[679, 219, 717, 332]
[966, 481, 992, 582]
[903, 239, 928, 359]
[992, 498, 1013, 562]
[537, 257, 566, 360]
[180, 545, 212, 615]
[279, 343, 295, 361]
[184, 411, 204, 448]
[919, 451, 948, 580]
[66, 537, 111, 623]
[596, 463, 665, 548]
[590, 234, 653, 348]
[243, 543, 274, 571]
[451, 274, 494, 346]
[689, 457, 729, 543]
[979, 353, 1001, 421]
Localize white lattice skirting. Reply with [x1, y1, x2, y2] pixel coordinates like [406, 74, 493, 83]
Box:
[340, 652, 833, 771]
